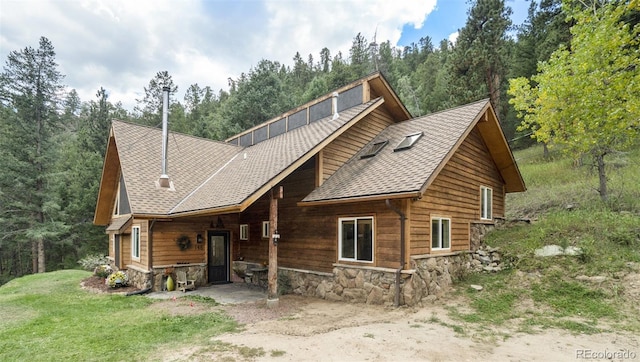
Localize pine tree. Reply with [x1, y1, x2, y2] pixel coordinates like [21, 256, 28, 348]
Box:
[0, 36, 67, 274]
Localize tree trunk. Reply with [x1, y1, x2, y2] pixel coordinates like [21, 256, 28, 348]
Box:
[37, 238, 45, 273]
[31, 241, 38, 274]
[595, 152, 608, 202]
[543, 142, 550, 160]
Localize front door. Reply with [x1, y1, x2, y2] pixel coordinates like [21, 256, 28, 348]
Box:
[208, 231, 230, 284]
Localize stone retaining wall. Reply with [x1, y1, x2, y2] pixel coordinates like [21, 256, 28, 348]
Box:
[118, 264, 206, 291]
[234, 246, 505, 306]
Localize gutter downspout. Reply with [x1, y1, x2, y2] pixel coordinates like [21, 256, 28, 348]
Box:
[386, 199, 406, 308]
[147, 219, 157, 290]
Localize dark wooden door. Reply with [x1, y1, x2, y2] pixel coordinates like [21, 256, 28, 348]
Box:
[208, 231, 229, 284]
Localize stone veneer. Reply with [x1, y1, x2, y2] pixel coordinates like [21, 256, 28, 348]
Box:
[111, 263, 207, 291]
[233, 244, 504, 306]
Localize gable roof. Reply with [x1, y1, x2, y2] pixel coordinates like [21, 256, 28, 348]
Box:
[94, 73, 525, 225]
[300, 99, 525, 205]
[94, 97, 385, 224]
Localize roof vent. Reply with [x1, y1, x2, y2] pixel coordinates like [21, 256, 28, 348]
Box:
[331, 92, 339, 120]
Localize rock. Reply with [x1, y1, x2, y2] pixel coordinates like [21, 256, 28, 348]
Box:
[366, 286, 385, 305]
[424, 295, 438, 303]
[470, 284, 483, 291]
[343, 288, 367, 303]
[344, 268, 358, 278]
[325, 292, 342, 302]
[316, 281, 328, 298]
[483, 265, 496, 272]
[355, 271, 365, 288]
[534, 245, 565, 257]
[478, 255, 492, 264]
[564, 246, 582, 256]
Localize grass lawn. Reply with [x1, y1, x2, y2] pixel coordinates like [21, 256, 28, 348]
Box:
[0, 270, 236, 361]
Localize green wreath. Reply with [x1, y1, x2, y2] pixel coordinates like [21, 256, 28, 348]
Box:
[176, 235, 191, 251]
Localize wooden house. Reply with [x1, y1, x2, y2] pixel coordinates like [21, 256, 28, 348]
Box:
[93, 72, 525, 305]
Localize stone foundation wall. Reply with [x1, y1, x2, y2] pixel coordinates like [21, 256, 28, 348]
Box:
[234, 247, 505, 306]
[150, 264, 207, 291]
[124, 266, 152, 290]
[119, 264, 206, 291]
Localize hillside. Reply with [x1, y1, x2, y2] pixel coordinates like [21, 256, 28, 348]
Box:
[452, 143, 640, 334]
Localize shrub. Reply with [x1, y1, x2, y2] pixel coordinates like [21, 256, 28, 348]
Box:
[106, 271, 129, 288]
[78, 254, 109, 272]
[94, 265, 113, 278]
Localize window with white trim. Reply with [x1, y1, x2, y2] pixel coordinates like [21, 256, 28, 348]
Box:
[431, 217, 450, 250]
[131, 226, 140, 260]
[339, 217, 374, 262]
[480, 186, 493, 220]
[240, 224, 249, 240]
[262, 221, 269, 238]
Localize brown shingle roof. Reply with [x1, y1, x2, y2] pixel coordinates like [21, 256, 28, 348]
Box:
[111, 99, 382, 216]
[112, 121, 241, 215]
[302, 99, 491, 203]
[171, 99, 382, 214]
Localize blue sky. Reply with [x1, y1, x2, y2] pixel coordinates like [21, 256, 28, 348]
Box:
[399, 0, 531, 46]
[0, 0, 531, 110]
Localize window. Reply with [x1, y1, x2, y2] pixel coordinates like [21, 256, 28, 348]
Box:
[240, 224, 249, 240]
[431, 217, 450, 250]
[394, 132, 423, 151]
[480, 186, 493, 220]
[360, 140, 388, 159]
[262, 221, 269, 238]
[339, 217, 374, 262]
[131, 226, 140, 260]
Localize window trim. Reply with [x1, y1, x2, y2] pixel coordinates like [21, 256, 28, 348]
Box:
[338, 216, 375, 263]
[239, 224, 249, 240]
[480, 186, 493, 220]
[431, 216, 451, 251]
[262, 221, 269, 238]
[131, 225, 140, 261]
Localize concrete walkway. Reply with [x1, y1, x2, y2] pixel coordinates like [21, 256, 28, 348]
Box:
[147, 282, 266, 305]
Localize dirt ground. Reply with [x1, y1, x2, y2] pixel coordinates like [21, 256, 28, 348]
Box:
[81, 276, 639, 361]
[163, 294, 639, 362]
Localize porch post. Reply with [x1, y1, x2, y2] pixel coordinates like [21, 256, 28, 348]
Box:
[267, 186, 283, 308]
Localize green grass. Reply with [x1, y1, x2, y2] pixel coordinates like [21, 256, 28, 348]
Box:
[0, 270, 237, 361]
[449, 143, 640, 335]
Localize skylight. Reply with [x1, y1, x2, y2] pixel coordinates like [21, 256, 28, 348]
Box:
[360, 140, 388, 159]
[394, 132, 423, 152]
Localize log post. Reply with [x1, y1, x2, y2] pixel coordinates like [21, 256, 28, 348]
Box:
[267, 186, 283, 308]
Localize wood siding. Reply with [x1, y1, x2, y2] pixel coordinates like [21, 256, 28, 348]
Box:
[410, 126, 506, 255]
[321, 107, 395, 183]
[238, 158, 403, 272]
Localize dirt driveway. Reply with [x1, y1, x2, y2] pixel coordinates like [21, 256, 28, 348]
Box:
[161, 293, 639, 362]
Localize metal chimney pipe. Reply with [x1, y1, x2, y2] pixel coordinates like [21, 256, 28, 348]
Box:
[331, 92, 339, 120]
[159, 86, 170, 188]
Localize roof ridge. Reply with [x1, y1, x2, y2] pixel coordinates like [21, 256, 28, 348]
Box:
[112, 119, 242, 148]
[411, 98, 489, 121]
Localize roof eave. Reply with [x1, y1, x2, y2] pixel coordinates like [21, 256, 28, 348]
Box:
[298, 190, 422, 207]
[93, 127, 119, 225]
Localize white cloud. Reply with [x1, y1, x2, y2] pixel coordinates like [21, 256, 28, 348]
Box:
[448, 31, 459, 44]
[0, 0, 437, 110]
